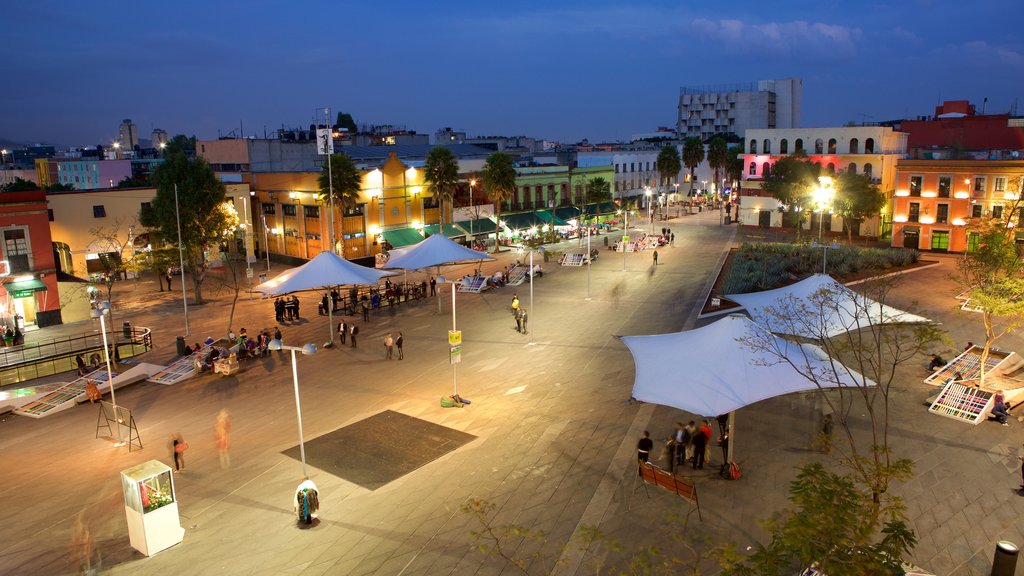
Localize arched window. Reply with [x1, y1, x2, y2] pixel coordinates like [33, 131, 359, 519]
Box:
[863, 163, 873, 177]
[826, 162, 836, 173]
[847, 162, 857, 174]
[795, 138, 804, 152]
[763, 139, 771, 154]
[814, 138, 824, 154]
[865, 138, 875, 153]
[762, 163, 771, 177]
[780, 139, 789, 154]
[827, 138, 837, 154]
[749, 139, 757, 154]
[849, 138, 859, 154]
[749, 162, 757, 176]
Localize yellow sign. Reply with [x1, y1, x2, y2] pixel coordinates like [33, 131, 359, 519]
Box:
[622, 235, 629, 243]
[448, 330, 462, 346]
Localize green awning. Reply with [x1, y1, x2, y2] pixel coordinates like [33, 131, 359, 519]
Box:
[381, 227, 424, 247]
[553, 206, 582, 221]
[583, 201, 620, 216]
[422, 223, 464, 238]
[455, 219, 496, 235]
[536, 210, 569, 227]
[499, 212, 546, 231]
[4, 278, 46, 298]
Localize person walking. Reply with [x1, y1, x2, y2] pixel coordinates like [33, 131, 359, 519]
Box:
[520, 308, 529, 335]
[652, 250, 659, 266]
[166, 271, 173, 291]
[338, 320, 347, 345]
[274, 298, 284, 322]
[172, 434, 188, 472]
[384, 332, 394, 360]
[396, 331, 404, 360]
[273, 326, 282, 342]
[361, 298, 370, 322]
[692, 422, 709, 469]
[701, 419, 714, 466]
[320, 293, 329, 316]
[214, 409, 231, 469]
[684, 421, 697, 463]
[511, 293, 520, 313]
[637, 431, 653, 475]
[350, 324, 358, 348]
[430, 276, 437, 296]
[515, 308, 523, 333]
[292, 296, 300, 320]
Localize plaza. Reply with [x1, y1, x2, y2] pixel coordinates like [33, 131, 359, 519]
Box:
[1, 210, 1023, 576]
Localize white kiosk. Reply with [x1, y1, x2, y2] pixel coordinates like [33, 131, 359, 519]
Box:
[120, 460, 185, 556]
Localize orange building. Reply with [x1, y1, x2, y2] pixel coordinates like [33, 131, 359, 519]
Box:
[0, 191, 62, 327]
[891, 160, 1024, 252]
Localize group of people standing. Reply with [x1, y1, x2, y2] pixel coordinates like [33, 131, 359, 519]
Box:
[637, 419, 724, 473]
[274, 296, 301, 322]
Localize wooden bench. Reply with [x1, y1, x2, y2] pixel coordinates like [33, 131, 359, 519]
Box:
[560, 253, 586, 267]
[632, 462, 701, 520]
[456, 276, 489, 293]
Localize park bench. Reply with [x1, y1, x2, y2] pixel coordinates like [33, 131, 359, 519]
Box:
[559, 253, 586, 267]
[631, 462, 701, 521]
[457, 276, 489, 293]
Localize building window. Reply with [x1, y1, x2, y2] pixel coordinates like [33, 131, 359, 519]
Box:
[794, 139, 803, 153]
[749, 162, 757, 176]
[931, 230, 949, 251]
[762, 163, 771, 177]
[995, 177, 1007, 192]
[630, 163, 635, 172]
[750, 140, 757, 154]
[847, 163, 857, 174]
[344, 203, 365, 216]
[993, 205, 1004, 219]
[909, 176, 922, 196]
[763, 139, 771, 154]
[972, 204, 983, 218]
[849, 138, 859, 154]
[863, 163, 873, 177]
[303, 205, 320, 218]
[262, 203, 276, 215]
[614, 164, 619, 173]
[967, 232, 980, 252]
[937, 176, 951, 198]
[780, 139, 788, 154]
[937, 204, 949, 224]
[3, 228, 30, 273]
[282, 204, 297, 216]
[814, 139, 824, 154]
[973, 177, 985, 192]
[48, 209, 54, 222]
[93, 205, 106, 218]
[827, 139, 837, 154]
[826, 163, 835, 173]
[908, 202, 920, 223]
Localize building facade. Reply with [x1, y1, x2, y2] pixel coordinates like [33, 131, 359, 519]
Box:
[890, 160, 1024, 253]
[119, 119, 139, 149]
[509, 165, 615, 212]
[893, 100, 1024, 160]
[677, 78, 801, 141]
[0, 191, 62, 328]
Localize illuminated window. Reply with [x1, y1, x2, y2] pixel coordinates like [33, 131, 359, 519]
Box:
[974, 177, 985, 192]
[937, 204, 949, 224]
[282, 204, 297, 217]
[909, 176, 922, 196]
[865, 138, 875, 153]
[827, 139, 837, 154]
[995, 177, 1006, 192]
[993, 205, 1004, 219]
[972, 204, 982, 218]
[938, 176, 951, 198]
[931, 231, 949, 251]
[749, 162, 756, 176]
[262, 203, 276, 215]
[908, 203, 920, 223]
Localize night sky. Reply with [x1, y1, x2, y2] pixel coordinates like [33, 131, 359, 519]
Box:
[3, 1, 1022, 147]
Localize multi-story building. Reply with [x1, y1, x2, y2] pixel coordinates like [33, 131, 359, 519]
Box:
[737, 126, 908, 235]
[890, 160, 1024, 253]
[12, 145, 55, 169]
[0, 191, 62, 327]
[508, 164, 615, 212]
[677, 78, 801, 141]
[578, 147, 667, 203]
[119, 119, 139, 150]
[34, 158, 133, 189]
[151, 129, 169, 150]
[892, 100, 1024, 160]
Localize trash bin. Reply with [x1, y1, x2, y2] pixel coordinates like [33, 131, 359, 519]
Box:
[176, 335, 188, 356]
[122, 321, 132, 338]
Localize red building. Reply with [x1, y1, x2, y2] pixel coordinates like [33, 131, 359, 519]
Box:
[0, 191, 62, 328]
[896, 100, 1024, 160]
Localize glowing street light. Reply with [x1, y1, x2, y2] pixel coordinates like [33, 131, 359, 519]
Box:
[91, 301, 125, 447]
[813, 176, 836, 242]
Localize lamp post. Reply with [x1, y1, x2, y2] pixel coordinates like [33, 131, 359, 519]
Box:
[469, 179, 476, 238]
[92, 301, 125, 446]
[268, 339, 317, 477]
[1, 149, 8, 166]
[173, 184, 190, 336]
[813, 176, 835, 243]
[586, 222, 592, 300]
[645, 187, 653, 234]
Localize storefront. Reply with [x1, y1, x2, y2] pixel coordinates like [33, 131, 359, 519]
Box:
[2, 276, 48, 328]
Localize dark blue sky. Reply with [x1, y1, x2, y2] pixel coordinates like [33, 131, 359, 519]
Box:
[3, 1, 1022, 146]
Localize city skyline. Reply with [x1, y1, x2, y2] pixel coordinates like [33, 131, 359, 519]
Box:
[3, 0, 1022, 147]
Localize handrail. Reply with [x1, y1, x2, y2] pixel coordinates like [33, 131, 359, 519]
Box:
[0, 326, 153, 388]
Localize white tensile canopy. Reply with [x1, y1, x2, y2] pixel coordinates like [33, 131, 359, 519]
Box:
[726, 273, 931, 339]
[622, 314, 872, 418]
[381, 233, 495, 271]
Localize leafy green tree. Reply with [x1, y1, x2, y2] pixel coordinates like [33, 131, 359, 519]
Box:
[142, 153, 233, 304]
[761, 156, 821, 240]
[88, 218, 145, 321]
[725, 140, 745, 187]
[163, 134, 197, 157]
[136, 247, 177, 292]
[832, 171, 886, 243]
[481, 152, 517, 253]
[706, 137, 729, 195]
[318, 152, 362, 251]
[116, 176, 150, 188]
[0, 177, 39, 192]
[585, 177, 611, 203]
[655, 145, 681, 197]
[681, 137, 704, 192]
[45, 182, 75, 192]
[424, 147, 460, 224]
[335, 112, 358, 134]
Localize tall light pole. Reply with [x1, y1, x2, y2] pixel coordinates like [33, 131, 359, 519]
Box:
[324, 108, 337, 254]
[268, 339, 317, 477]
[93, 301, 124, 446]
[813, 176, 835, 243]
[586, 223, 592, 300]
[645, 187, 653, 234]
[173, 184, 190, 336]
[529, 250, 536, 345]
[468, 179, 476, 239]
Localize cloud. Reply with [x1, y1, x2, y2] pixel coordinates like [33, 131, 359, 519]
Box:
[690, 18, 863, 59]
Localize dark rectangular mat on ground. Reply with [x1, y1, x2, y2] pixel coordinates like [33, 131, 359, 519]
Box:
[282, 410, 476, 490]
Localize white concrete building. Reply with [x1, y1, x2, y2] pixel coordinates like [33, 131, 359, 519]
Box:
[677, 78, 801, 141]
[577, 147, 675, 204]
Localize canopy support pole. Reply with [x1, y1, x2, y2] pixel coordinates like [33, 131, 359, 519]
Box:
[325, 284, 334, 348]
[727, 410, 735, 465]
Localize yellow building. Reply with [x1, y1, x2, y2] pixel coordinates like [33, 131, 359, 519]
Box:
[251, 152, 436, 262]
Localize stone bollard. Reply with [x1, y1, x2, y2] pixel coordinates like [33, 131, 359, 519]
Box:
[991, 541, 1019, 576]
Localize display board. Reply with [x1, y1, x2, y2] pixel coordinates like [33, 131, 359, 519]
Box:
[928, 381, 994, 425]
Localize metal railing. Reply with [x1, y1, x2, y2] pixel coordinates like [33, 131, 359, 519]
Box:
[0, 327, 153, 388]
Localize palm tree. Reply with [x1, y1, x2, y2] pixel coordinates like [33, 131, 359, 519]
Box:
[319, 152, 362, 253]
[585, 177, 611, 203]
[655, 145, 681, 198]
[707, 136, 729, 196]
[682, 137, 705, 193]
[424, 147, 460, 224]
[481, 152, 517, 253]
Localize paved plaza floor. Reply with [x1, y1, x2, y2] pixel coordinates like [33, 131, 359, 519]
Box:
[1, 211, 1023, 575]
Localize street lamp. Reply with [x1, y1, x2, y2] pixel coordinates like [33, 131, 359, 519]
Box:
[1, 149, 8, 166]
[645, 187, 653, 234]
[268, 339, 317, 477]
[813, 176, 836, 242]
[92, 301, 125, 447]
[173, 184, 190, 336]
[469, 179, 476, 238]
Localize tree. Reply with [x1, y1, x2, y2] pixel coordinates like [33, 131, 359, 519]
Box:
[481, 152, 517, 253]
[318, 152, 362, 252]
[424, 147, 460, 224]
[135, 247, 177, 292]
[44, 182, 75, 192]
[0, 177, 39, 192]
[88, 218, 144, 321]
[832, 171, 886, 243]
[655, 145, 681, 197]
[163, 134, 197, 157]
[211, 204, 245, 336]
[585, 177, 611, 204]
[725, 140, 745, 187]
[142, 152, 234, 304]
[681, 137, 704, 192]
[335, 112, 358, 134]
[706, 137, 729, 195]
[116, 176, 150, 188]
[761, 156, 821, 240]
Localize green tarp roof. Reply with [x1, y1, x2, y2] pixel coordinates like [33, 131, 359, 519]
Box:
[455, 219, 497, 235]
[582, 201, 619, 216]
[536, 210, 570, 227]
[381, 227, 424, 247]
[499, 212, 546, 230]
[422, 223, 464, 238]
[553, 206, 582, 221]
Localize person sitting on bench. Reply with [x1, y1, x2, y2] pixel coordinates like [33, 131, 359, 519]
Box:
[928, 353, 946, 371]
[992, 393, 1011, 425]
